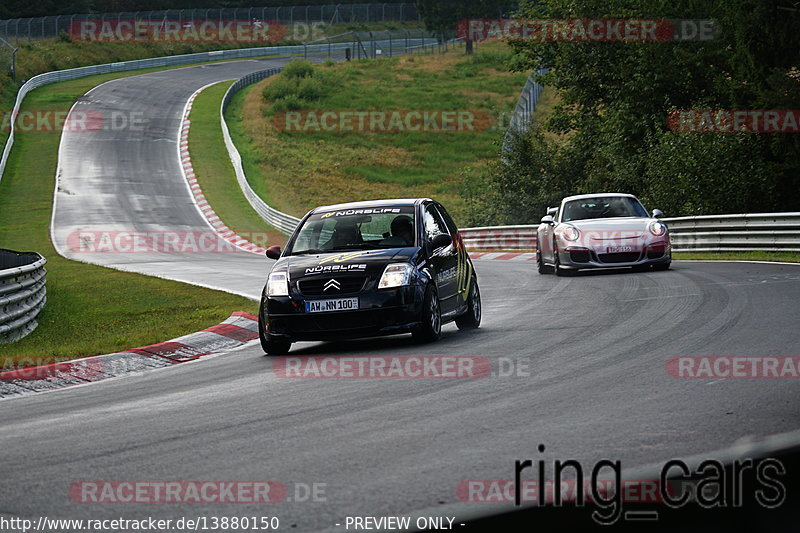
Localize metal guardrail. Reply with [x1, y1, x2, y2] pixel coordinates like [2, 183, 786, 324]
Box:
[220, 66, 301, 236]
[459, 213, 800, 253]
[459, 225, 537, 251]
[0, 249, 46, 344]
[0, 4, 421, 42]
[502, 69, 547, 152]
[665, 212, 800, 252]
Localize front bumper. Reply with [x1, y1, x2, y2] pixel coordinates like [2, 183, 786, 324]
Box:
[261, 285, 423, 342]
[556, 241, 671, 270]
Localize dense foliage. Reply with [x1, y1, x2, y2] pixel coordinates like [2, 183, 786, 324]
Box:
[466, 0, 800, 223]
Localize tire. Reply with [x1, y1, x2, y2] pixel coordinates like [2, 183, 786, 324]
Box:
[653, 262, 671, 271]
[537, 250, 553, 274]
[412, 285, 442, 342]
[259, 307, 291, 355]
[554, 244, 574, 277]
[455, 277, 481, 330]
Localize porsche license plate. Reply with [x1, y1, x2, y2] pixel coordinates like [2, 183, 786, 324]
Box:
[305, 298, 359, 313]
[607, 246, 634, 253]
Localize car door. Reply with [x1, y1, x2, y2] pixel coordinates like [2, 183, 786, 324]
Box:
[422, 203, 459, 315]
[436, 202, 472, 309]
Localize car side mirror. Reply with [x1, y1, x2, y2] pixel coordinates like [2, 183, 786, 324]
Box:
[265, 245, 281, 260]
[541, 215, 555, 225]
[430, 233, 452, 251]
[652, 209, 664, 218]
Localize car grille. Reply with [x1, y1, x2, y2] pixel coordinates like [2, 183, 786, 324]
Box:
[647, 245, 667, 259]
[292, 312, 380, 333]
[597, 252, 641, 263]
[569, 250, 591, 263]
[298, 276, 367, 296]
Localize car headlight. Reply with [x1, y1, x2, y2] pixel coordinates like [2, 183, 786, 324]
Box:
[267, 272, 289, 297]
[379, 263, 413, 289]
[649, 221, 667, 236]
[558, 224, 580, 241]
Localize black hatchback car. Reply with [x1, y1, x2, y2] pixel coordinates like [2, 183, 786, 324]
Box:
[258, 199, 481, 354]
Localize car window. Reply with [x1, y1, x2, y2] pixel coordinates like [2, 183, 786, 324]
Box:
[435, 204, 459, 236]
[287, 206, 416, 254]
[423, 205, 449, 243]
[562, 197, 648, 222]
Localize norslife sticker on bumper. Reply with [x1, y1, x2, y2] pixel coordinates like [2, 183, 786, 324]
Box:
[305, 264, 367, 275]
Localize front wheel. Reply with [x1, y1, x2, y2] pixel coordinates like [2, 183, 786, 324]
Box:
[412, 285, 442, 342]
[554, 245, 574, 277]
[537, 250, 553, 274]
[259, 308, 292, 355]
[455, 277, 481, 330]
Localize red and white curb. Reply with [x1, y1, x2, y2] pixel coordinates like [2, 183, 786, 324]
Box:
[180, 87, 266, 255]
[0, 312, 260, 398]
[469, 252, 537, 261]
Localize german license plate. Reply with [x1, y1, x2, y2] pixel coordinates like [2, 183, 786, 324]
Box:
[607, 246, 634, 253]
[305, 298, 359, 313]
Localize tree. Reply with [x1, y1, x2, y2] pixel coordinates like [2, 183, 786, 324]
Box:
[477, 0, 800, 219]
[415, 0, 509, 53]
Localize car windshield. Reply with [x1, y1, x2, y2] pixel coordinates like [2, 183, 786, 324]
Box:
[561, 197, 648, 222]
[287, 206, 416, 255]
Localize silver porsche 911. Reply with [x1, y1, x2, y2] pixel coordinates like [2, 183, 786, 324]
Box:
[536, 193, 671, 275]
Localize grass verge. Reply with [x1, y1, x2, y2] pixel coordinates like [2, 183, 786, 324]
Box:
[0, 71, 257, 367]
[226, 42, 528, 225]
[187, 81, 287, 249]
[673, 251, 800, 263]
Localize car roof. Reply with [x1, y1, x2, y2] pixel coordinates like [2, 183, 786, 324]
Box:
[561, 193, 638, 203]
[312, 198, 430, 213]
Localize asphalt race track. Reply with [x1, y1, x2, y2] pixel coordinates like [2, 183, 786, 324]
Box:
[51, 55, 343, 299]
[2, 59, 799, 531]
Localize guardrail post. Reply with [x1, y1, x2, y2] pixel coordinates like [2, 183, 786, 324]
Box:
[11, 48, 18, 83]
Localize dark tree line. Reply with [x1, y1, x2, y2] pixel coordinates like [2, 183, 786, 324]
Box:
[455, 0, 800, 223]
[1, 0, 406, 20]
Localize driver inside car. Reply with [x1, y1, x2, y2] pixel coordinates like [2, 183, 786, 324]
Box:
[380, 215, 414, 246]
[323, 221, 362, 249]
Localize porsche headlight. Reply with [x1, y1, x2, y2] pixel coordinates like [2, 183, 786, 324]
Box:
[267, 272, 289, 297]
[649, 221, 667, 236]
[558, 224, 580, 241]
[379, 263, 413, 289]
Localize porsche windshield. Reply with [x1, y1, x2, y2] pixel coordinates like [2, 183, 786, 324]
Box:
[288, 207, 417, 255]
[561, 197, 648, 222]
